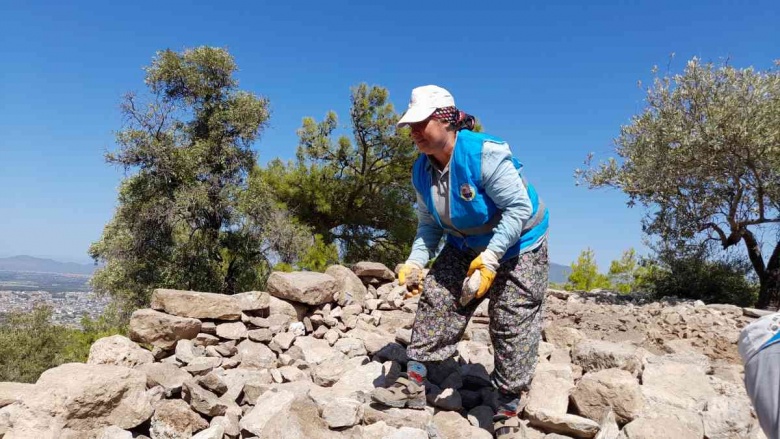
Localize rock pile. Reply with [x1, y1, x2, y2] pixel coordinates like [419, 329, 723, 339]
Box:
[0, 263, 770, 439]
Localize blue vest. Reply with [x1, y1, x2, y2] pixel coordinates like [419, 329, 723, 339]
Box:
[412, 130, 549, 260]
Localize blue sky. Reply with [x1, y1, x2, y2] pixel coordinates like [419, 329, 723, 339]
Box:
[1, 1, 778, 270]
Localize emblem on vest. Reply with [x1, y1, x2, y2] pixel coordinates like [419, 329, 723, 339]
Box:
[459, 183, 476, 201]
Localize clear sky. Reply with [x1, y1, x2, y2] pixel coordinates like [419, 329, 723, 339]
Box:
[1, 1, 778, 269]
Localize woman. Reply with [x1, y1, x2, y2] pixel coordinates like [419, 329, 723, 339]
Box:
[371, 85, 549, 438]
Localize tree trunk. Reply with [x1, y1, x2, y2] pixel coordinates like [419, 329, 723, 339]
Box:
[755, 239, 780, 309]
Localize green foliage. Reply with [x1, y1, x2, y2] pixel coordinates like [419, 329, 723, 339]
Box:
[90, 47, 301, 313]
[0, 305, 64, 383]
[0, 306, 125, 383]
[607, 248, 651, 294]
[579, 57, 780, 307]
[257, 84, 418, 267]
[642, 245, 759, 306]
[60, 306, 127, 363]
[566, 248, 612, 291]
[298, 234, 340, 272]
[273, 262, 294, 272]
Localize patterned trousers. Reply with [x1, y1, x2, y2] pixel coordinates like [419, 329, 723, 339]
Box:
[407, 240, 548, 394]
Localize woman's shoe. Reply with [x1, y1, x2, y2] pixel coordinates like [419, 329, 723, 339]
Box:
[370, 376, 426, 409]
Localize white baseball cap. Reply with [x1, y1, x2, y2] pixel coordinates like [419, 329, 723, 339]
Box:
[738, 311, 780, 363]
[397, 85, 455, 127]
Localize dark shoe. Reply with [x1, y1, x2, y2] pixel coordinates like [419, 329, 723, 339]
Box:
[371, 376, 426, 409]
[494, 417, 528, 439]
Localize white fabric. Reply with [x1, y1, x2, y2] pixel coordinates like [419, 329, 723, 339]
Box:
[739, 312, 780, 363]
[480, 249, 500, 272]
[404, 260, 423, 269]
[397, 85, 455, 127]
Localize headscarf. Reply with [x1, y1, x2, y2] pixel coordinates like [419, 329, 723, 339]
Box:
[430, 106, 476, 131]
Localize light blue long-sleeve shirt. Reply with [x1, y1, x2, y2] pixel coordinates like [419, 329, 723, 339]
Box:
[407, 138, 537, 267]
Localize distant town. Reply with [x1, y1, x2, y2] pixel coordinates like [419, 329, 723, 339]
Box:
[0, 265, 108, 327]
[0, 290, 110, 327]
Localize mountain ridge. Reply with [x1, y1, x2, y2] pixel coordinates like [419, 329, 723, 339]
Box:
[0, 255, 96, 275]
[0, 255, 572, 283]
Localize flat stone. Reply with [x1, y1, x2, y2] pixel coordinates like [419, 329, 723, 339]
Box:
[151, 289, 243, 320]
[150, 399, 209, 438]
[267, 271, 338, 306]
[273, 332, 297, 350]
[129, 309, 201, 349]
[136, 362, 192, 396]
[322, 397, 363, 428]
[87, 335, 155, 368]
[352, 262, 395, 281]
[215, 321, 247, 340]
[182, 379, 227, 417]
[237, 340, 278, 369]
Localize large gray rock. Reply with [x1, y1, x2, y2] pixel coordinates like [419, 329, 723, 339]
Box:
[544, 325, 586, 349]
[174, 339, 201, 364]
[634, 402, 705, 439]
[240, 389, 336, 438]
[330, 361, 386, 399]
[362, 405, 433, 430]
[594, 409, 620, 439]
[87, 335, 155, 368]
[267, 271, 338, 306]
[237, 340, 278, 369]
[216, 321, 248, 340]
[386, 426, 429, 439]
[571, 369, 643, 425]
[641, 356, 716, 411]
[233, 291, 271, 313]
[326, 265, 368, 307]
[293, 336, 341, 365]
[268, 296, 309, 321]
[352, 262, 395, 282]
[136, 363, 192, 396]
[4, 363, 153, 435]
[321, 397, 363, 428]
[129, 309, 201, 349]
[220, 368, 273, 404]
[182, 379, 227, 417]
[150, 399, 208, 439]
[571, 339, 644, 377]
[430, 410, 493, 439]
[619, 416, 702, 439]
[191, 424, 224, 439]
[209, 413, 240, 438]
[99, 426, 133, 439]
[526, 371, 574, 415]
[702, 395, 753, 439]
[525, 407, 600, 439]
[0, 383, 33, 409]
[311, 356, 368, 387]
[151, 289, 243, 320]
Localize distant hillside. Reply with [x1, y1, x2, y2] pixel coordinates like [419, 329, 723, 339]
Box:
[550, 262, 571, 284]
[0, 256, 95, 275]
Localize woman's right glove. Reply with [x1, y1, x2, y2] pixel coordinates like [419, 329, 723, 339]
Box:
[398, 262, 424, 298]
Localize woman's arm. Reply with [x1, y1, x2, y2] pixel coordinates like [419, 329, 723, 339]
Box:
[406, 190, 444, 267]
[481, 141, 533, 259]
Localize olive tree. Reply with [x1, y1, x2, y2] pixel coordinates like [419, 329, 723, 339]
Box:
[579, 58, 780, 307]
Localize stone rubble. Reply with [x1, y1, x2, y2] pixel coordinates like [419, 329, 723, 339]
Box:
[0, 267, 769, 438]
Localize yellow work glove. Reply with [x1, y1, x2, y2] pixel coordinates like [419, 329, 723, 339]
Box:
[399, 262, 424, 298]
[466, 249, 501, 300]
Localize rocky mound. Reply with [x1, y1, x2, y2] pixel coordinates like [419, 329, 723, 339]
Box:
[0, 262, 770, 438]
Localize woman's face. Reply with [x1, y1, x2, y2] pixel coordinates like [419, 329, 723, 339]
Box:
[408, 117, 450, 154]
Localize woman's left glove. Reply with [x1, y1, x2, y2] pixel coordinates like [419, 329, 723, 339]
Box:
[399, 262, 424, 298]
[466, 249, 500, 299]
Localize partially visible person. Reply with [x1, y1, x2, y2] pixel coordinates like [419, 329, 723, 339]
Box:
[739, 311, 780, 439]
[371, 85, 548, 439]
